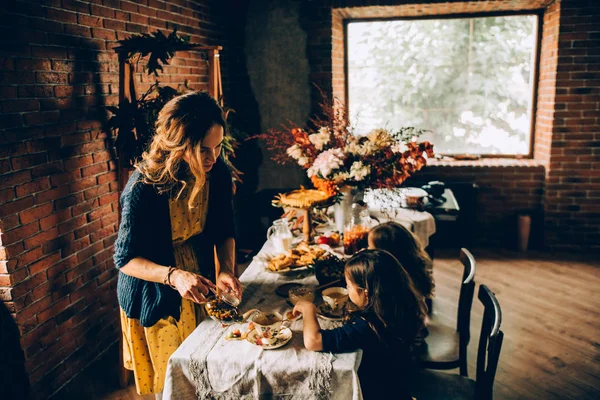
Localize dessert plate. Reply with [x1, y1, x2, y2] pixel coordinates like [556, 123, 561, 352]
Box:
[246, 328, 292, 350]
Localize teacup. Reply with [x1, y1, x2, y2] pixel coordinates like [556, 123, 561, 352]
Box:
[252, 311, 291, 342]
[322, 287, 349, 312]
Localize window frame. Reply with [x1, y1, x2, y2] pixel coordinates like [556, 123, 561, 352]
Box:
[343, 10, 543, 159]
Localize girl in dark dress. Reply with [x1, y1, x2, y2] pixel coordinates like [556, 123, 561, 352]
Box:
[292, 249, 426, 399]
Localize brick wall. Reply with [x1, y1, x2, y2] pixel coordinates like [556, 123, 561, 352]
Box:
[543, 1, 600, 250]
[0, 1, 233, 397]
[302, 0, 600, 251]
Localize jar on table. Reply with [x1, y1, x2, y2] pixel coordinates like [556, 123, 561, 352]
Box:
[343, 203, 370, 255]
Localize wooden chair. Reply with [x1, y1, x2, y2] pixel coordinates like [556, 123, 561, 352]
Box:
[411, 284, 504, 400]
[418, 248, 476, 376]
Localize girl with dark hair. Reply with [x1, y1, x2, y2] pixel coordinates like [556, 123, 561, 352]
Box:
[368, 221, 435, 301]
[114, 91, 242, 397]
[292, 249, 426, 399]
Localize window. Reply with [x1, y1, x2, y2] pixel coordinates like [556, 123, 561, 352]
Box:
[347, 15, 539, 156]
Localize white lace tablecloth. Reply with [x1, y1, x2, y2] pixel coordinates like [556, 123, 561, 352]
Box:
[364, 189, 436, 248]
[163, 240, 364, 400]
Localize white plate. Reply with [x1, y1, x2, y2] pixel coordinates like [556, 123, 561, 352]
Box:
[246, 327, 293, 349]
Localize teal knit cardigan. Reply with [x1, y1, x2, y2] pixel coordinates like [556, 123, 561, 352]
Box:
[113, 159, 235, 327]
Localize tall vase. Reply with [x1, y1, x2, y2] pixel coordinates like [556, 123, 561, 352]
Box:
[333, 187, 363, 233]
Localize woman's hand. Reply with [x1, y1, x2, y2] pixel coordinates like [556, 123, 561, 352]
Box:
[293, 300, 317, 318]
[216, 271, 243, 301]
[170, 269, 216, 304]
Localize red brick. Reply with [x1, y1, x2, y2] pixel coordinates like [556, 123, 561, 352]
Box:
[62, 0, 91, 13]
[0, 143, 27, 159]
[62, 236, 91, 258]
[57, 215, 87, 236]
[15, 59, 51, 72]
[23, 111, 61, 126]
[76, 241, 103, 263]
[24, 227, 59, 250]
[2, 222, 39, 245]
[63, 155, 94, 171]
[50, 170, 82, 187]
[11, 153, 47, 170]
[17, 296, 52, 324]
[3, 99, 40, 113]
[20, 203, 54, 225]
[54, 85, 73, 98]
[91, 5, 115, 18]
[0, 196, 35, 219]
[98, 192, 118, 206]
[78, 14, 103, 27]
[64, 24, 92, 38]
[97, 171, 117, 185]
[39, 208, 71, 231]
[82, 163, 108, 177]
[73, 220, 102, 240]
[26, 137, 61, 153]
[69, 176, 97, 194]
[15, 177, 51, 198]
[92, 28, 116, 41]
[44, 8, 77, 24]
[72, 198, 98, 218]
[17, 85, 55, 98]
[28, 252, 61, 276]
[0, 188, 15, 204]
[36, 72, 68, 84]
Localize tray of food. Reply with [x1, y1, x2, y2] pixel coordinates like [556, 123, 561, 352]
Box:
[263, 241, 327, 273]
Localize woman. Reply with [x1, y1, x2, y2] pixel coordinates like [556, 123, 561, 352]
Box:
[113, 91, 242, 396]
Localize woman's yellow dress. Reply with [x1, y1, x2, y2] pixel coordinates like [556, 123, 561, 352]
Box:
[119, 179, 210, 395]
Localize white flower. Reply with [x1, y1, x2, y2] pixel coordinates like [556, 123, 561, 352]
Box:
[350, 161, 370, 181]
[367, 128, 393, 147]
[307, 148, 345, 178]
[332, 171, 351, 183]
[286, 144, 304, 160]
[309, 128, 330, 151]
[318, 127, 330, 135]
[391, 142, 408, 153]
[298, 156, 309, 166]
[346, 138, 377, 156]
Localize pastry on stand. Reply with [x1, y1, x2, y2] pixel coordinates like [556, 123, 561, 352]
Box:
[272, 189, 333, 243]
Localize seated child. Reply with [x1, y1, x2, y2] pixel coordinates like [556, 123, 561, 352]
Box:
[292, 249, 426, 400]
[368, 221, 435, 303]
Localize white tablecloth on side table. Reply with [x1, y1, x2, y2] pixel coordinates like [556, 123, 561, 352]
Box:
[364, 189, 436, 248]
[163, 240, 364, 400]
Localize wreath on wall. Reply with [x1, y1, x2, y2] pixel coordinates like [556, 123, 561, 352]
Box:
[106, 29, 244, 186]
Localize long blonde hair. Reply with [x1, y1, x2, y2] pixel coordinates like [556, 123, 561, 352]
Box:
[136, 91, 226, 208]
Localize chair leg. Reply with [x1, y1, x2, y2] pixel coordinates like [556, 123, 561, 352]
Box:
[459, 354, 468, 377]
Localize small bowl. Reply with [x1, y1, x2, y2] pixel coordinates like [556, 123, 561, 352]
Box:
[288, 287, 315, 305]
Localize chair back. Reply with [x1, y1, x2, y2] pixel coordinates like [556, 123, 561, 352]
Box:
[457, 248, 476, 341]
[475, 284, 504, 400]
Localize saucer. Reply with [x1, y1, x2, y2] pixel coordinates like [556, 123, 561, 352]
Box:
[246, 327, 293, 350]
[317, 302, 345, 321]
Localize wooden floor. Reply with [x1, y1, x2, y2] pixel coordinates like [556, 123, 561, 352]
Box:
[52, 248, 600, 399]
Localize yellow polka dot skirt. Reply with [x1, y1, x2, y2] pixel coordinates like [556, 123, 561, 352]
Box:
[120, 177, 210, 395]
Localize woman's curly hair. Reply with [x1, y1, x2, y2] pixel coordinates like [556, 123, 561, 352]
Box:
[136, 91, 226, 208]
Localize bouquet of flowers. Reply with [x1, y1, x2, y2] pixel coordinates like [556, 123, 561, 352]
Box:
[258, 101, 434, 199]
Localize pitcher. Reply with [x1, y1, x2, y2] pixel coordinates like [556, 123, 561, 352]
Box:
[267, 218, 293, 253]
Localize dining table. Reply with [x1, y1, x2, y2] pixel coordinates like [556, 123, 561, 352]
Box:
[163, 238, 364, 400]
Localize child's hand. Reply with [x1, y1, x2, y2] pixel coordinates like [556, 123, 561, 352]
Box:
[293, 300, 317, 316]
